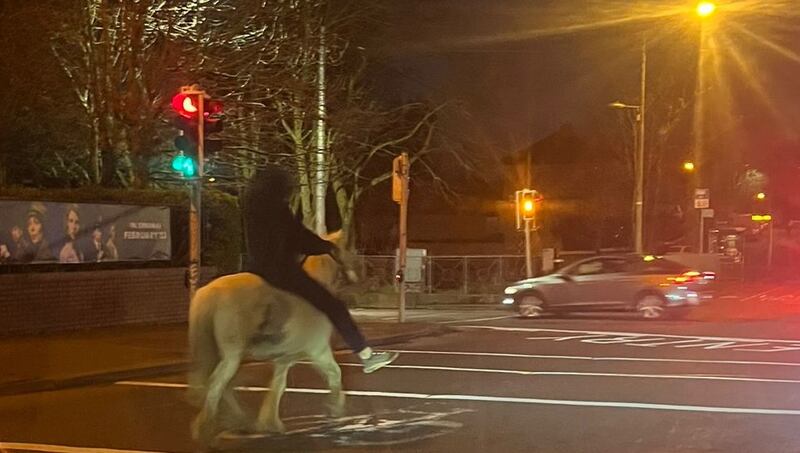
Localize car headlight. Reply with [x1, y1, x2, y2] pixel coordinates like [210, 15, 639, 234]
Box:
[502, 297, 515, 305]
[504, 287, 518, 295]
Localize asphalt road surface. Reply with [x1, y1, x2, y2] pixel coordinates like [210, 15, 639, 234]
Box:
[4, 289, 800, 452]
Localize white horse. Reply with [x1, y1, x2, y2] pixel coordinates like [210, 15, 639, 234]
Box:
[188, 231, 351, 445]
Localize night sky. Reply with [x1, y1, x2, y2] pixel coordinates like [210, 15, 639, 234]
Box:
[369, 0, 800, 191]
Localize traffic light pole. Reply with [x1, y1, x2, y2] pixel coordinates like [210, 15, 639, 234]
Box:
[524, 218, 533, 278]
[393, 153, 409, 323]
[188, 90, 206, 301]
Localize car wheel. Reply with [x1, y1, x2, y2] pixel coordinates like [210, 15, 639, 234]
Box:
[518, 294, 546, 318]
[635, 294, 666, 320]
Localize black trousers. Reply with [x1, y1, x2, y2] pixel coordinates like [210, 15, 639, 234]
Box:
[266, 270, 368, 353]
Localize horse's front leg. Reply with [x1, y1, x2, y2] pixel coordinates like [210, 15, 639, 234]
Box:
[191, 353, 243, 444]
[254, 359, 292, 434]
[310, 347, 345, 418]
[219, 382, 249, 432]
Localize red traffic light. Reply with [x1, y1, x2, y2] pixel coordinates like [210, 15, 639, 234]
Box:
[172, 93, 223, 121]
[172, 93, 199, 119]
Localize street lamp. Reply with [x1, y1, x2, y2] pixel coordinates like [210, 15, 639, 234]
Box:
[682, 161, 696, 172]
[756, 192, 766, 201]
[608, 3, 717, 255]
[609, 100, 644, 254]
[696, 2, 716, 18]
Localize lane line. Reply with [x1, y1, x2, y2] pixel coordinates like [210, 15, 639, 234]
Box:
[384, 349, 800, 367]
[441, 315, 513, 324]
[742, 286, 787, 301]
[0, 443, 168, 453]
[116, 380, 800, 417]
[461, 325, 800, 344]
[324, 362, 800, 384]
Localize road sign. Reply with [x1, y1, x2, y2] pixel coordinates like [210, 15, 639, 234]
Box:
[702, 208, 714, 218]
[694, 188, 710, 209]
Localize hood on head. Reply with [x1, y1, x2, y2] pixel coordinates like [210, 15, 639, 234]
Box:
[248, 164, 294, 204]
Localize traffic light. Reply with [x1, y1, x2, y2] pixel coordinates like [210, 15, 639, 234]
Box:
[515, 189, 541, 229]
[170, 87, 224, 178]
[520, 190, 539, 220]
[171, 151, 196, 178]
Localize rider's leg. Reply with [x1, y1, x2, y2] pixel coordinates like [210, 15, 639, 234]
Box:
[279, 272, 399, 373]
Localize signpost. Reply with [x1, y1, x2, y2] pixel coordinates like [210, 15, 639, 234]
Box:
[694, 189, 710, 253]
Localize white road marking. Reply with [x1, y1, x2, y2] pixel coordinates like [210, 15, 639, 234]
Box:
[384, 349, 800, 367]
[462, 325, 800, 344]
[116, 380, 800, 417]
[441, 315, 513, 324]
[325, 362, 800, 384]
[0, 443, 168, 453]
[742, 286, 786, 301]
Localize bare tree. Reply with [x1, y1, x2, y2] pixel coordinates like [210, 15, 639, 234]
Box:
[51, 0, 184, 187]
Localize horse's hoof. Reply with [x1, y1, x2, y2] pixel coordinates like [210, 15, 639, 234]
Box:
[327, 403, 345, 418]
[254, 420, 286, 434]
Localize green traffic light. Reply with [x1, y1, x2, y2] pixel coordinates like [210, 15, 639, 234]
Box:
[182, 158, 196, 177]
[171, 154, 186, 172]
[171, 153, 196, 177]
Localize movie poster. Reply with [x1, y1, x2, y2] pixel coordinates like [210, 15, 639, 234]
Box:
[0, 200, 171, 264]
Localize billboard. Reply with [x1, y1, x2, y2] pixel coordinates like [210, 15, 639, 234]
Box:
[0, 200, 171, 264]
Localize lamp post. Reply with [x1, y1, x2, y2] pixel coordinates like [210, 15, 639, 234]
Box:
[607, 3, 716, 255]
[609, 100, 644, 254]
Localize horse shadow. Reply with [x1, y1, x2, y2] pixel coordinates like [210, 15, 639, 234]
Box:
[213, 404, 473, 452]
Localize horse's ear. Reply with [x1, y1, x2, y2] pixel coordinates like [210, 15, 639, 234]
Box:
[325, 229, 343, 245]
[324, 230, 344, 246]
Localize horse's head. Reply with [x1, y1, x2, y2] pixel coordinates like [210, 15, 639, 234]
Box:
[303, 230, 359, 289]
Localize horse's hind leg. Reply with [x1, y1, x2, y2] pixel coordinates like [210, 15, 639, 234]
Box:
[254, 359, 292, 434]
[310, 347, 345, 418]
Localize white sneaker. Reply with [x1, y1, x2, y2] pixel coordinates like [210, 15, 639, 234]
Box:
[361, 351, 399, 374]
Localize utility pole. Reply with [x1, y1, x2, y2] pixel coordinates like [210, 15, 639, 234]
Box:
[393, 153, 410, 323]
[314, 25, 328, 235]
[635, 34, 647, 254]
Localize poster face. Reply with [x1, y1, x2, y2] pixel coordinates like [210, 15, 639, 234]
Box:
[0, 200, 171, 264]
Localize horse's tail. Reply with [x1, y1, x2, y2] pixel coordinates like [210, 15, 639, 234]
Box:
[187, 285, 219, 407]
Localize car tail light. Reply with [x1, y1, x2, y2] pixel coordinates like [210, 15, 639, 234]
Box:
[669, 271, 711, 284]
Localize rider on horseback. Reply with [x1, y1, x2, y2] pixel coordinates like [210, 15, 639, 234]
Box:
[243, 165, 399, 373]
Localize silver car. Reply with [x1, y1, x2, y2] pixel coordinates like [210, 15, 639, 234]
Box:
[502, 255, 715, 320]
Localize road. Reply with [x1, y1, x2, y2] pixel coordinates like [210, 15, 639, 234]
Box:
[4, 285, 800, 452]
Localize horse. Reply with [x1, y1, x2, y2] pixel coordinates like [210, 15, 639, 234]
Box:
[187, 231, 353, 445]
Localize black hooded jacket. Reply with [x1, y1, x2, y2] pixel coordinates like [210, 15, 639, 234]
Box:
[243, 166, 333, 282]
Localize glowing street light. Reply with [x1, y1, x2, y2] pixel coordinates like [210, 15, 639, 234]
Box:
[696, 2, 716, 18]
[756, 192, 766, 201]
[682, 161, 696, 172]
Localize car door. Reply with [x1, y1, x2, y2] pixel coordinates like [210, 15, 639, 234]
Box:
[569, 257, 631, 309]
